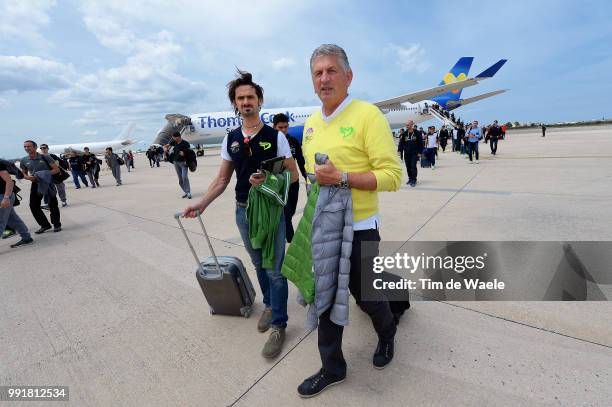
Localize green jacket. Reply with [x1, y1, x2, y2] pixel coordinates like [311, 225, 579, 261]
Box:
[247, 170, 290, 269]
[281, 183, 320, 304]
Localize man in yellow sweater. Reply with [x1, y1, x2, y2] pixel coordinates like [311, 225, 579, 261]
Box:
[297, 44, 402, 398]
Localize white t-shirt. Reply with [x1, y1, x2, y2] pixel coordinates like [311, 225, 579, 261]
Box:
[220, 130, 292, 161]
[427, 133, 438, 148]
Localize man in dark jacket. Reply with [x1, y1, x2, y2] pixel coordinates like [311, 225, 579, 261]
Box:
[165, 132, 192, 199]
[68, 152, 88, 188]
[273, 113, 307, 243]
[397, 120, 423, 187]
[455, 124, 466, 154]
[83, 147, 100, 187]
[487, 120, 502, 155]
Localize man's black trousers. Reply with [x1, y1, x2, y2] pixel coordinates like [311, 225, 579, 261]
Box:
[317, 229, 397, 377]
[405, 154, 418, 183]
[29, 184, 60, 228]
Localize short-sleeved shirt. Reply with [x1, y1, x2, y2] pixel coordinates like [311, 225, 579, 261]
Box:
[427, 134, 438, 148]
[221, 125, 292, 203]
[20, 154, 55, 175]
[221, 129, 291, 161]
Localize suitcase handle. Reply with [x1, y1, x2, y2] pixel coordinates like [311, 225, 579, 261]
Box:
[174, 211, 223, 278]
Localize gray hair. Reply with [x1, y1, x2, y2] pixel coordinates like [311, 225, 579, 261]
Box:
[310, 44, 351, 73]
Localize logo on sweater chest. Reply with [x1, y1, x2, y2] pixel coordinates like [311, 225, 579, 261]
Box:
[339, 126, 354, 139]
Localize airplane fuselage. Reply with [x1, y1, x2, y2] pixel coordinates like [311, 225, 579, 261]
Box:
[182, 101, 440, 146]
[45, 139, 136, 155]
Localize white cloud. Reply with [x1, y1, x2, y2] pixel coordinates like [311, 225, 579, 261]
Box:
[0, 56, 74, 92]
[52, 10, 207, 126]
[385, 43, 429, 74]
[0, 0, 56, 49]
[0, 98, 8, 109]
[272, 57, 296, 71]
[82, 130, 98, 137]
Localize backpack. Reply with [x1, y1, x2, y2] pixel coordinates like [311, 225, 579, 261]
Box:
[186, 149, 197, 172]
[42, 155, 70, 184]
[50, 154, 69, 171]
[0, 159, 24, 179]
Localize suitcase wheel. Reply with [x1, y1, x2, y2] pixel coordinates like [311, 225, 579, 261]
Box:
[240, 306, 252, 318]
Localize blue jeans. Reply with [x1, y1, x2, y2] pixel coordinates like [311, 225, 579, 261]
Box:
[0, 193, 31, 240]
[468, 141, 479, 161]
[174, 161, 190, 194]
[425, 147, 436, 166]
[71, 169, 88, 188]
[235, 204, 288, 328]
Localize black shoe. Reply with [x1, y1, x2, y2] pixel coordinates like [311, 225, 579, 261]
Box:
[53, 226, 62, 233]
[10, 237, 34, 248]
[182, 193, 188, 198]
[35, 226, 51, 234]
[409, 181, 416, 187]
[373, 339, 395, 370]
[62, 201, 67, 207]
[298, 369, 345, 398]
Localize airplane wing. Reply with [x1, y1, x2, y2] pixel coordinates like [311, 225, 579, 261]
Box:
[446, 89, 508, 109]
[374, 59, 508, 108]
[373, 78, 481, 108]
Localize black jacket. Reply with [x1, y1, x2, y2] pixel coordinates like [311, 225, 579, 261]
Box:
[286, 135, 307, 180]
[397, 130, 423, 159]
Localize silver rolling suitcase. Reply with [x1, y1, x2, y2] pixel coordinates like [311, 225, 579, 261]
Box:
[175, 212, 255, 317]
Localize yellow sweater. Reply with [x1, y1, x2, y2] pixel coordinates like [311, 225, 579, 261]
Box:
[302, 99, 402, 222]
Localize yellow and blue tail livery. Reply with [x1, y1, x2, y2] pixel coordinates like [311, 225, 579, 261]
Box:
[431, 57, 474, 108]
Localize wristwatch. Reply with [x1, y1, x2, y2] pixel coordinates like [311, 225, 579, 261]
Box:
[338, 172, 349, 189]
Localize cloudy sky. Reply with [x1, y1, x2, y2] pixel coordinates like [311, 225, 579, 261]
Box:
[1, 0, 610, 157]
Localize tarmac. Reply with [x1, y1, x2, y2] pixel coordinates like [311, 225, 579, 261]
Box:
[1, 125, 611, 406]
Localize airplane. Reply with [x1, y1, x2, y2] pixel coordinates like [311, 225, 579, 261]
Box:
[44, 123, 138, 155]
[153, 57, 507, 146]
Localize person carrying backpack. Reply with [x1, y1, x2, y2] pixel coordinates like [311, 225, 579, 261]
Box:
[0, 159, 33, 248]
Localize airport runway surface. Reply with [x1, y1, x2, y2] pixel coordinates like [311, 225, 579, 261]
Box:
[1, 125, 611, 406]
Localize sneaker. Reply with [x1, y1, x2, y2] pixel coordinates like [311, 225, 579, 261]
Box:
[257, 307, 273, 332]
[410, 181, 416, 187]
[261, 327, 285, 358]
[373, 339, 395, 370]
[53, 226, 62, 233]
[10, 237, 34, 248]
[34, 226, 51, 234]
[297, 369, 346, 398]
[431, 165, 436, 170]
[62, 201, 67, 207]
[476, 160, 480, 164]
[187, 193, 192, 199]
[2, 229, 16, 239]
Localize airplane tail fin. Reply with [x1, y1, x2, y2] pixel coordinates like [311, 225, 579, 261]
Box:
[113, 122, 136, 141]
[432, 57, 473, 109]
